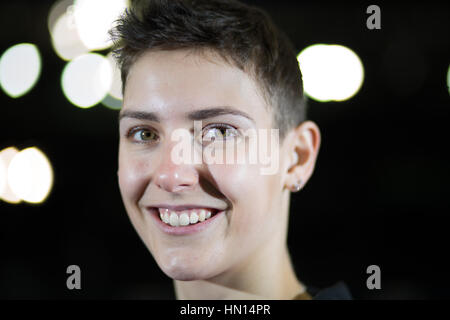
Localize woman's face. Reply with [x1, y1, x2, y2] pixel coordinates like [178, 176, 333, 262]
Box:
[118, 49, 292, 281]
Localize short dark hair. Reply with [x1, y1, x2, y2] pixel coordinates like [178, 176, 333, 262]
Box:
[110, 0, 307, 140]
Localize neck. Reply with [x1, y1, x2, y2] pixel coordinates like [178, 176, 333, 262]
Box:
[174, 241, 305, 300]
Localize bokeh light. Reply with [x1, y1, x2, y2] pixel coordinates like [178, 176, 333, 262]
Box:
[47, 0, 73, 33]
[447, 64, 450, 95]
[0, 147, 21, 204]
[0, 43, 42, 98]
[73, 0, 128, 50]
[49, 3, 89, 61]
[106, 52, 123, 100]
[297, 44, 364, 102]
[61, 53, 113, 108]
[101, 94, 122, 110]
[7, 147, 54, 204]
[0, 157, 6, 198]
[101, 52, 123, 109]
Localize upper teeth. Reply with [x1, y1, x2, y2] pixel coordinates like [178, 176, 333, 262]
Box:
[158, 208, 213, 227]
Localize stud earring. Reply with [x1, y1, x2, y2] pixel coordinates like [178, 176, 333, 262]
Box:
[291, 179, 303, 192]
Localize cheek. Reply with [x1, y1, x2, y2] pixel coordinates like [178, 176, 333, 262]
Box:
[118, 149, 151, 204]
[209, 162, 281, 229]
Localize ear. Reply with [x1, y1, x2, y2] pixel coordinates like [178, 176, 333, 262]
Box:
[285, 121, 321, 191]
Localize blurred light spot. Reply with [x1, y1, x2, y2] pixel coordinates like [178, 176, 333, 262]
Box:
[102, 94, 122, 110]
[447, 65, 450, 95]
[73, 0, 128, 50]
[106, 52, 123, 100]
[47, 0, 74, 33]
[8, 147, 54, 204]
[0, 147, 21, 204]
[0, 157, 6, 197]
[297, 44, 364, 102]
[61, 53, 113, 108]
[49, 6, 89, 61]
[0, 43, 42, 98]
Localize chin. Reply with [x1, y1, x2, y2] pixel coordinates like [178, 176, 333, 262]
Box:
[163, 268, 210, 281]
[169, 273, 201, 282]
[158, 259, 217, 281]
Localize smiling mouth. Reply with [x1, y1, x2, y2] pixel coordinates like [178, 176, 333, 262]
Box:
[155, 207, 220, 227]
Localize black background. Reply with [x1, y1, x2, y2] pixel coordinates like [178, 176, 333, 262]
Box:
[0, 0, 449, 299]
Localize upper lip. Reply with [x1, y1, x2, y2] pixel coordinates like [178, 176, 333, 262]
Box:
[148, 204, 225, 211]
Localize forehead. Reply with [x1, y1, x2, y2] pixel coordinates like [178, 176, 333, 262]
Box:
[122, 49, 271, 124]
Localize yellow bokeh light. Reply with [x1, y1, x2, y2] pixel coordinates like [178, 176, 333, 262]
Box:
[73, 0, 128, 50]
[297, 44, 364, 102]
[0, 147, 21, 204]
[61, 53, 113, 108]
[7, 147, 54, 204]
[0, 43, 42, 98]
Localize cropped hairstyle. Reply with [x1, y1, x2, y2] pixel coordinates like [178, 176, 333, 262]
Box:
[110, 0, 307, 140]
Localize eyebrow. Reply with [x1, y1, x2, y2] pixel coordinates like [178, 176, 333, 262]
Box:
[118, 107, 255, 123]
[118, 110, 159, 122]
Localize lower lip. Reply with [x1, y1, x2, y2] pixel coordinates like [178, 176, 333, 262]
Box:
[147, 208, 225, 236]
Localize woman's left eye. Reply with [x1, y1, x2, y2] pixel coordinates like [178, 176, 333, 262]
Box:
[202, 124, 239, 142]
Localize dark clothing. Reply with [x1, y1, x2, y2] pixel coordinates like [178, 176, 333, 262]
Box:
[293, 281, 353, 300]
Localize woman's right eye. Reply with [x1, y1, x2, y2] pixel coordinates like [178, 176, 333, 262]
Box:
[127, 128, 159, 143]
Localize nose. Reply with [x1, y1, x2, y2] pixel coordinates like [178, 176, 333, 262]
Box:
[153, 144, 199, 193]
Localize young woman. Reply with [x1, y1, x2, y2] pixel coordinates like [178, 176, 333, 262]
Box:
[113, 0, 350, 300]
